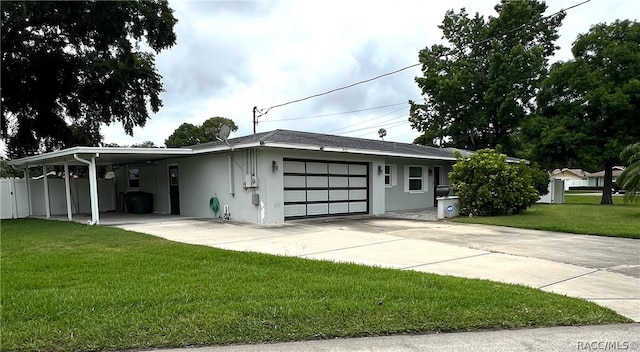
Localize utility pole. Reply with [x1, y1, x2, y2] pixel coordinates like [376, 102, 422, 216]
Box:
[253, 106, 257, 135]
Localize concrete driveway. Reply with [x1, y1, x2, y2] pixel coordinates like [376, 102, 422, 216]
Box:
[115, 216, 640, 322]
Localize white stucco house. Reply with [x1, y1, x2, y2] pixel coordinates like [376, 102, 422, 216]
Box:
[7, 129, 476, 225]
[586, 166, 626, 187]
[550, 168, 588, 190]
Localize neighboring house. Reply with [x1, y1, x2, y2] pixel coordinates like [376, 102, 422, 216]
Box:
[7, 129, 503, 225]
[550, 168, 588, 191]
[586, 166, 626, 187]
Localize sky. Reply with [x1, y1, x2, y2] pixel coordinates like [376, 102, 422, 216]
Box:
[9, 0, 640, 153]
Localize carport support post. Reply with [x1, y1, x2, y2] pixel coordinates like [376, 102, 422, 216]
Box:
[42, 165, 51, 219]
[64, 162, 72, 221]
[88, 156, 99, 225]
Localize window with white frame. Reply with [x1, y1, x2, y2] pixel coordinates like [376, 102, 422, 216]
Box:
[404, 166, 425, 193]
[384, 164, 397, 187]
[385, 165, 392, 186]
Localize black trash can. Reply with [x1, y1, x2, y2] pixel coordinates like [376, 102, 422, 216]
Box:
[435, 185, 452, 197]
[125, 191, 154, 214]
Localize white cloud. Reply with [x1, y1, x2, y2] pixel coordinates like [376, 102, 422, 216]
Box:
[99, 0, 639, 147]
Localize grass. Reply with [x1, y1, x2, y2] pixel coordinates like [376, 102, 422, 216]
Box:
[564, 194, 626, 205]
[453, 194, 640, 239]
[1, 219, 630, 352]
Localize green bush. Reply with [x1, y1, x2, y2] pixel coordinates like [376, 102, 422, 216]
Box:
[450, 149, 539, 216]
[530, 165, 550, 196]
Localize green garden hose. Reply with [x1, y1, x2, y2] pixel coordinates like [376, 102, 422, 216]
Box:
[209, 196, 220, 214]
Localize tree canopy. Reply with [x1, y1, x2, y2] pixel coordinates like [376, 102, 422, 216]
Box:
[409, 0, 563, 156]
[524, 20, 640, 204]
[165, 117, 238, 147]
[1, 1, 177, 158]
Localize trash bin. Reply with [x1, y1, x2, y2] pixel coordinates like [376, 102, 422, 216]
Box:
[125, 191, 153, 214]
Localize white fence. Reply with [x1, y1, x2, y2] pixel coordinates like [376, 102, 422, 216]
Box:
[0, 177, 116, 220]
[0, 178, 29, 219]
[560, 179, 589, 191]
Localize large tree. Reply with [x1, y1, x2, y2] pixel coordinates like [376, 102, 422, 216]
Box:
[165, 117, 238, 147]
[1, 1, 177, 158]
[409, 0, 564, 156]
[524, 20, 640, 205]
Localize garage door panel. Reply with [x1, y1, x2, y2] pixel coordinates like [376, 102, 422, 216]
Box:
[307, 162, 328, 174]
[329, 163, 348, 174]
[349, 189, 367, 200]
[330, 202, 349, 214]
[284, 161, 305, 173]
[284, 175, 305, 187]
[349, 202, 367, 212]
[349, 164, 367, 175]
[329, 176, 348, 187]
[306, 176, 328, 187]
[307, 203, 329, 215]
[284, 190, 305, 202]
[329, 189, 348, 201]
[307, 190, 328, 202]
[349, 177, 367, 187]
[284, 204, 306, 217]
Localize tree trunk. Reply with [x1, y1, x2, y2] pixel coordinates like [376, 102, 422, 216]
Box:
[600, 162, 614, 205]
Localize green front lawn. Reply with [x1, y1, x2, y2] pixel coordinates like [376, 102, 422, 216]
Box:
[1, 219, 629, 352]
[453, 195, 640, 239]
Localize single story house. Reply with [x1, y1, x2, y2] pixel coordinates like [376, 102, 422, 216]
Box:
[586, 166, 626, 187]
[7, 129, 482, 225]
[550, 168, 588, 190]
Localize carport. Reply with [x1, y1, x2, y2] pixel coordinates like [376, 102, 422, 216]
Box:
[7, 147, 192, 225]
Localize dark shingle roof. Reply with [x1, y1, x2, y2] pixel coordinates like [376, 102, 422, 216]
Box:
[191, 129, 470, 160]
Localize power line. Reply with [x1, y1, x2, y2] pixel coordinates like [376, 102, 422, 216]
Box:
[473, 0, 590, 47]
[260, 101, 412, 123]
[329, 106, 408, 134]
[260, 64, 421, 115]
[332, 113, 409, 135]
[252, 0, 591, 132]
[353, 120, 410, 138]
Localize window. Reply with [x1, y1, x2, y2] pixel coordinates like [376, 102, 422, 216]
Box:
[385, 165, 391, 186]
[128, 168, 140, 189]
[409, 166, 423, 191]
[169, 167, 179, 186]
[404, 166, 425, 193]
[384, 164, 397, 187]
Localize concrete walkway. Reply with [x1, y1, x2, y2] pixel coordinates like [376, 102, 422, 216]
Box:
[115, 216, 640, 322]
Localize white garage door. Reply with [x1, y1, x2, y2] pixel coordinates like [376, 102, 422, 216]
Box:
[283, 159, 369, 220]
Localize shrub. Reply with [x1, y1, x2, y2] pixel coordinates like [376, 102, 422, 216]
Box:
[530, 165, 550, 196]
[450, 149, 539, 216]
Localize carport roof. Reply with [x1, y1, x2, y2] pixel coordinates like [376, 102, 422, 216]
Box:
[7, 146, 193, 167]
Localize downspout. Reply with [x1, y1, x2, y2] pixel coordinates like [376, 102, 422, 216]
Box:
[74, 153, 100, 225]
[64, 162, 72, 221]
[42, 165, 51, 219]
[228, 154, 234, 196]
